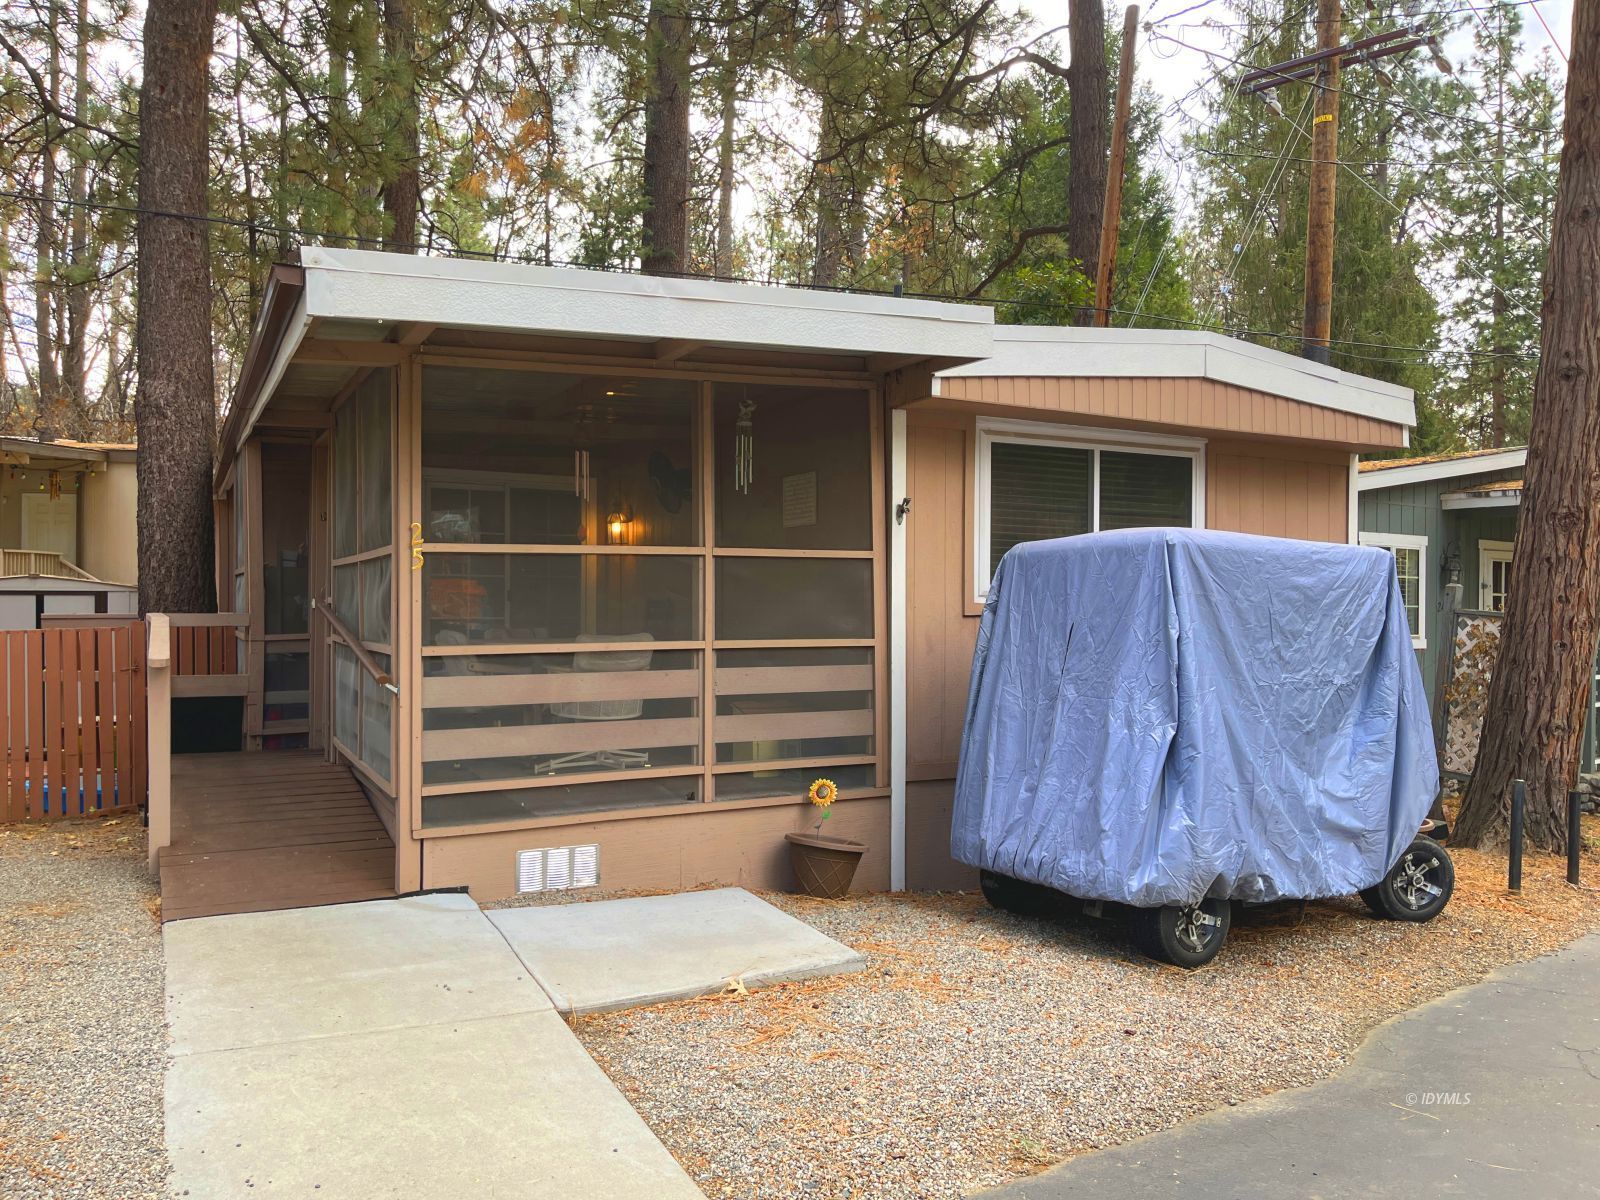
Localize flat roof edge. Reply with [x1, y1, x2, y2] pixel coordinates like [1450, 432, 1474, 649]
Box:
[939, 327, 1415, 428]
[298, 246, 995, 362]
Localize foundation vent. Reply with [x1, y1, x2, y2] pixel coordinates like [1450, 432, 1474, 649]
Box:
[516, 844, 600, 894]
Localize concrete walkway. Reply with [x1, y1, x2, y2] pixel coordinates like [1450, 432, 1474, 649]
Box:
[163, 887, 864, 1199]
[163, 894, 705, 1199]
[982, 934, 1600, 1199]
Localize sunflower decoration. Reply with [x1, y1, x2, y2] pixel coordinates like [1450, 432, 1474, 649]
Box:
[808, 778, 838, 833]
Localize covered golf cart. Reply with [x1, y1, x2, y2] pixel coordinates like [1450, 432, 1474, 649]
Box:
[952, 528, 1451, 966]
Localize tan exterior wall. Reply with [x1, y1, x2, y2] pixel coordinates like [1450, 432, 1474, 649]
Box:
[936, 374, 1407, 450]
[420, 795, 891, 902]
[901, 405, 1363, 887]
[1206, 440, 1350, 544]
[78, 458, 138, 584]
[906, 780, 978, 892]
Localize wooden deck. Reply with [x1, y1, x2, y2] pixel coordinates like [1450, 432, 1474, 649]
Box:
[159, 750, 396, 922]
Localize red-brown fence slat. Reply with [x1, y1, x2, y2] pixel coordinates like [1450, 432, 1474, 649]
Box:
[39, 628, 62, 817]
[175, 627, 192, 676]
[59, 630, 81, 816]
[128, 625, 147, 811]
[78, 629, 103, 814]
[3, 633, 22, 822]
[110, 624, 131, 811]
[96, 628, 119, 809]
[24, 630, 45, 819]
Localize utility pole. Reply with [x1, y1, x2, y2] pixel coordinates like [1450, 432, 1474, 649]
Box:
[1301, 0, 1341, 363]
[1093, 5, 1140, 327]
[1241, 20, 1447, 362]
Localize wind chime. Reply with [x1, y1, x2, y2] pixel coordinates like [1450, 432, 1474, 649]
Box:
[734, 398, 756, 495]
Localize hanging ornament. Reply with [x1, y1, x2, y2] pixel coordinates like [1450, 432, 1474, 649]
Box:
[735, 398, 756, 495]
[47, 470, 61, 501]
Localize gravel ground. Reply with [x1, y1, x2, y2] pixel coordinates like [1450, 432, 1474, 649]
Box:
[575, 835, 1600, 1200]
[0, 817, 168, 1199]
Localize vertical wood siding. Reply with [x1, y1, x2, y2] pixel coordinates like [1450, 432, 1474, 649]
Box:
[937, 375, 1409, 448]
[1206, 440, 1351, 543]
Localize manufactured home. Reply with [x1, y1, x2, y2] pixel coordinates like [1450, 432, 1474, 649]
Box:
[145, 249, 1419, 916]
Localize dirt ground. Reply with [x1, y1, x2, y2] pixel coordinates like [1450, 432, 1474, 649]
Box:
[0, 817, 167, 1200]
[576, 823, 1600, 1200]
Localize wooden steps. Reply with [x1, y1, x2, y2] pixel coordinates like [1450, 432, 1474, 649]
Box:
[160, 750, 396, 922]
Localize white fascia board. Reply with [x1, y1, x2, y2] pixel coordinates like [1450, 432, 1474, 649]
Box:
[237, 289, 313, 454]
[1357, 447, 1527, 492]
[938, 326, 1416, 429]
[299, 247, 995, 362]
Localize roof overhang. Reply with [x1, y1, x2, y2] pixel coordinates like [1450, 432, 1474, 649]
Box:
[937, 326, 1417, 430]
[1358, 447, 1527, 491]
[224, 248, 995, 465]
[0, 436, 129, 467]
[1441, 485, 1523, 510]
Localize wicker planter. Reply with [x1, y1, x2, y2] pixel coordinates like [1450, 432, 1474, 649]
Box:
[785, 832, 867, 899]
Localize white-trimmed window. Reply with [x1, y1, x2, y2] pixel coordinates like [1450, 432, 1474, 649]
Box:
[1359, 531, 1427, 649]
[974, 419, 1205, 602]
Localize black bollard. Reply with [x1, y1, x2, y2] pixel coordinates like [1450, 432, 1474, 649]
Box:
[1570, 791, 1584, 887]
[1509, 778, 1525, 894]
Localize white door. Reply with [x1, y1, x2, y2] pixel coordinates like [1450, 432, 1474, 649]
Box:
[20, 493, 78, 561]
[1479, 540, 1514, 612]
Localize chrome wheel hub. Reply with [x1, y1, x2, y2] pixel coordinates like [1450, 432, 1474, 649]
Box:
[1391, 849, 1444, 910]
[1175, 904, 1223, 953]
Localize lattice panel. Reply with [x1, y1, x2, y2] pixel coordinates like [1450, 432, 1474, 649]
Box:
[1440, 611, 1502, 777]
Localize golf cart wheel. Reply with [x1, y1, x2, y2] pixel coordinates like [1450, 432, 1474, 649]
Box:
[1133, 898, 1232, 968]
[979, 870, 1057, 917]
[1366, 837, 1454, 922]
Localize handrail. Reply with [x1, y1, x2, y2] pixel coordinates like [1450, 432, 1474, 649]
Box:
[315, 597, 399, 694]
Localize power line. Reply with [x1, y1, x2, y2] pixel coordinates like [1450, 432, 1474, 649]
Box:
[1147, 27, 1558, 138]
[0, 190, 1538, 367]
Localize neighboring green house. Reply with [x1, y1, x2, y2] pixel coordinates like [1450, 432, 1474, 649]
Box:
[1356, 445, 1525, 705]
[1355, 445, 1600, 778]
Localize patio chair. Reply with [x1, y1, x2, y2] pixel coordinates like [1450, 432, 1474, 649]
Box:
[534, 633, 654, 774]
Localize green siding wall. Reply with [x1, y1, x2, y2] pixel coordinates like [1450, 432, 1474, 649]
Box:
[1358, 465, 1524, 710]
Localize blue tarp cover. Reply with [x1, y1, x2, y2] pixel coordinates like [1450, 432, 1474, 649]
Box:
[951, 528, 1439, 907]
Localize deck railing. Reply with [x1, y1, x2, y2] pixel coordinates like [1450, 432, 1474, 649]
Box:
[0, 548, 99, 581]
[145, 612, 249, 872]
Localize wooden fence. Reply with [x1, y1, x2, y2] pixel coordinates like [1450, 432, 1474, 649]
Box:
[1, 624, 146, 822]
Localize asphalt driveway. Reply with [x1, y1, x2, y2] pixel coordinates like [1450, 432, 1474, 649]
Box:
[981, 933, 1600, 1199]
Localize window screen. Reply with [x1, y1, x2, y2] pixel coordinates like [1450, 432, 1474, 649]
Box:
[988, 442, 1091, 576]
[1099, 451, 1193, 531]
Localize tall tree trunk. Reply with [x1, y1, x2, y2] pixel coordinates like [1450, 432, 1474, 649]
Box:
[714, 58, 737, 279]
[1454, 0, 1600, 853]
[382, 0, 420, 252]
[641, 0, 690, 276]
[811, 0, 847, 287]
[136, 0, 219, 615]
[1067, 0, 1107, 324]
[33, 3, 62, 440]
[64, 0, 92, 439]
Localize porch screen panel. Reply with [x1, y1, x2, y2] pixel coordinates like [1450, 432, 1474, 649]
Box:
[708, 383, 881, 803]
[330, 368, 396, 787]
[416, 368, 884, 828]
[421, 649, 701, 787]
[418, 366, 705, 823]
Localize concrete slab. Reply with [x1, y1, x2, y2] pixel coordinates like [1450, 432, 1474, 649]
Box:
[165, 894, 703, 1199]
[164, 892, 550, 1055]
[487, 887, 865, 1014]
[166, 1008, 703, 1199]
